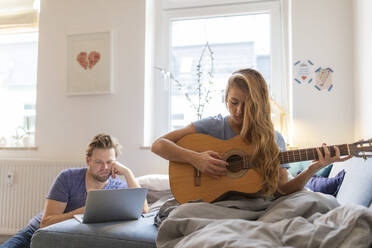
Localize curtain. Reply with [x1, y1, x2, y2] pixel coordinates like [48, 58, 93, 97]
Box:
[0, 6, 39, 32]
[279, 0, 292, 146]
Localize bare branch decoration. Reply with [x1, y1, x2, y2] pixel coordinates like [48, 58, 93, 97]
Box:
[156, 42, 216, 120]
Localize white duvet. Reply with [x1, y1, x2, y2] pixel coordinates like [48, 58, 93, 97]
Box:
[156, 190, 372, 248]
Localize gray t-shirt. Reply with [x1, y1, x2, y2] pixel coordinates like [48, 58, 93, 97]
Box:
[193, 114, 289, 168]
[28, 167, 128, 231]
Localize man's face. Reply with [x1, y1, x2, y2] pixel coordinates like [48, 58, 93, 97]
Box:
[86, 148, 116, 183]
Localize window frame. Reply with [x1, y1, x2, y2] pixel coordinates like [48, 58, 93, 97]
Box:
[145, 0, 287, 145]
[0, 31, 38, 149]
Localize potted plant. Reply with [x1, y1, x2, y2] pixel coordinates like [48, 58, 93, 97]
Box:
[21, 117, 34, 147]
[12, 127, 24, 147]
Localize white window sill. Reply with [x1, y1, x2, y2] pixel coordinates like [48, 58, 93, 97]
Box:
[0, 146, 38, 150]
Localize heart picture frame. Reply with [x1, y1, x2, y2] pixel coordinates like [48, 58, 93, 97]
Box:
[67, 31, 112, 95]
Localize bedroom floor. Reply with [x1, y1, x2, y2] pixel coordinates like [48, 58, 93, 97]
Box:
[0, 235, 11, 244]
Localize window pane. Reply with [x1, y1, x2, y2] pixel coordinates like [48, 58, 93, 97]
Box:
[170, 14, 271, 130]
[0, 32, 38, 146]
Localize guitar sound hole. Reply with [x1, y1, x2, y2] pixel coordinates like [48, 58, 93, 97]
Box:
[226, 155, 243, 173]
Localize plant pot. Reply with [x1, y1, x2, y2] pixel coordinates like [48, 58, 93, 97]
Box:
[22, 134, 34, 147]
[0, 137, 6, 147]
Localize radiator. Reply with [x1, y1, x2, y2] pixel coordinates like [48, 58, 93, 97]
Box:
[0, 159, 85, 235]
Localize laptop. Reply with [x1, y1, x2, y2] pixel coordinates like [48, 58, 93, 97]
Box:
[74, 187, 148, 223]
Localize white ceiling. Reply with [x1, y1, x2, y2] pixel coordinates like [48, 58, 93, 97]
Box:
[1, 0, 34, 11]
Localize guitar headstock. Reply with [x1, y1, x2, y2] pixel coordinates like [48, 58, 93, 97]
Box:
[349, 139, 372, 159]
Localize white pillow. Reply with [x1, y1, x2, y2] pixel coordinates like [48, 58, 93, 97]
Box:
[136, 174, 170, 191]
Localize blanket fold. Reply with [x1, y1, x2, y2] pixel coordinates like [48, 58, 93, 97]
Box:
[157, 190, 372, 248]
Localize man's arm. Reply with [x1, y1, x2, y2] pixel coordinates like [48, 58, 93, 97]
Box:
[111, 163, 149, 213]
[40, 199, 84, 228]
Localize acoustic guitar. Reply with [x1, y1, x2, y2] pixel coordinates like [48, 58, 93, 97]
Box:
[169, 133, 372, 204]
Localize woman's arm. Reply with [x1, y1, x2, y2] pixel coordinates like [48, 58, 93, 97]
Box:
[151, 124, 228, 178]
[151, 124, 199, 163]
[278, 165, 318, 194]
[278, 144, 352, 195]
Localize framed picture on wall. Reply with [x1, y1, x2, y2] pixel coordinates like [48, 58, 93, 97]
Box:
[67, 31, 112, 95]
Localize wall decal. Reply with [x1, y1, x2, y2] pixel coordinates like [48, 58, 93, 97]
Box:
[314, 67, 334, 91]
[294, 60, 313, 84]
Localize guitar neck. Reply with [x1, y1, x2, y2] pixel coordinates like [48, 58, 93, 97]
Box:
[279, 144, 350, 164]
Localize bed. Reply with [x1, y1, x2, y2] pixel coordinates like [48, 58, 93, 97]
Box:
[32, 157, 372, 248]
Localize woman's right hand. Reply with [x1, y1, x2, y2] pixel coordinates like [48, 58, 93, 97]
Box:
[191, 151, 228, 179]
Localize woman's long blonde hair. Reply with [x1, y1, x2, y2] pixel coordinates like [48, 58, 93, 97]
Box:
[225, 68, 280, 197]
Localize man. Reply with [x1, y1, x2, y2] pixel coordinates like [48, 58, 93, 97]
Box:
[1, 133, 148, 248]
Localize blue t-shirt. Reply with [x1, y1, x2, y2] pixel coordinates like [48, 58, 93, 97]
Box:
[193, 114, 289, 168]
[28, 167, 128, 231]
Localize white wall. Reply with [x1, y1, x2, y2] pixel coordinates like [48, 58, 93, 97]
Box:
[0, 0, 167, 176]
[0, 0, 362, 235]
[0, 0, 356, 172]
[291, 0, 354, 148]
[353, 0, 372, 140]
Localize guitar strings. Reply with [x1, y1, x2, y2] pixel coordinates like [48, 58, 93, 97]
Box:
[225, 145, 350, 169]
[279, 145, 349, 164]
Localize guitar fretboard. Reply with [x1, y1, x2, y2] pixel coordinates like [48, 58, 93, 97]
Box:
[279, 144, 350, 164]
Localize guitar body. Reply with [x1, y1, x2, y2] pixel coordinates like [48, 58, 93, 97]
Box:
[169, 133, 372, 204]
[169, 133, 262, 204]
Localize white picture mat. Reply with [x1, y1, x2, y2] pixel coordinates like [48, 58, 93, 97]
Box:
[67, 32, 112, 95]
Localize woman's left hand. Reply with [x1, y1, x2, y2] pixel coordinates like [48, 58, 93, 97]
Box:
[315, 143, 353, 168]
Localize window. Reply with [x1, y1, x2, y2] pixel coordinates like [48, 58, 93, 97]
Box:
[0, 32, 38, 147]
[170, 13, 273, 130]
[145, 0, 287, 145]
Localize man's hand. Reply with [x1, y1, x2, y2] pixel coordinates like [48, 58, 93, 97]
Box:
[110, 161, 130, 179]
[110, 161, 141, 190]
[73, 206, 85, 215]
[109, 161, 149, 212]
[190, 151, 228, 179]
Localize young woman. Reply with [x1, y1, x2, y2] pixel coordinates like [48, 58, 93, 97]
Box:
[151, 68, 351, 197]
